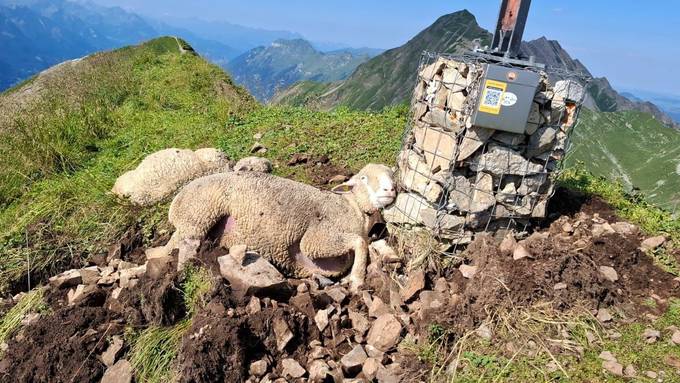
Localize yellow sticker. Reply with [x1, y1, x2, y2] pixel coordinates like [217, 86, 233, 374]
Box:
[478, 79, 507, 115]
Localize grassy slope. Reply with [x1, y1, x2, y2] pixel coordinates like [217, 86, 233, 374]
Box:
[0, 37, 406, 293]
[568, 109, 680, 208]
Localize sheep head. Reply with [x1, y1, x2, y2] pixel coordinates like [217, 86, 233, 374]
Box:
[333, 164, 396, 214]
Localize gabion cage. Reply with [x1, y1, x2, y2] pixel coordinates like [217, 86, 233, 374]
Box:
[383, 51, 590, 252]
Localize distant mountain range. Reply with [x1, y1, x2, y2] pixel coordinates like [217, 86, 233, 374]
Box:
[0, 0, 372, 91]
[226, 39, 379, 102]
[273, 10, 679, 130]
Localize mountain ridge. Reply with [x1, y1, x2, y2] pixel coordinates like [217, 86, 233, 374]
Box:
[272, 11, 679, 129]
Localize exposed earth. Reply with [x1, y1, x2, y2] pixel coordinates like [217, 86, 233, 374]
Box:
[0, 189, 679, 383]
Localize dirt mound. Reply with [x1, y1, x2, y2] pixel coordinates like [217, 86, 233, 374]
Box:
[427, 195, 679, 334]
[0, 306, 120, 382]
[286, 152, 353, 188]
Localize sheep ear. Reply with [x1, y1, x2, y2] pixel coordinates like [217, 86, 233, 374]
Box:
[331, 178, 356, 194]
[331, 183, 353, 194]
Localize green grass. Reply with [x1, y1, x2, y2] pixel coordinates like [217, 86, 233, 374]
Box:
[0, 288, 45, 354]
[180, 265, 214, 316]
[129, 320, 190, 383]
[129, 265, 213, 383]
[567, 109, 680, 208]
[418, 301, 680, 382]
[0, 36, 406, 293]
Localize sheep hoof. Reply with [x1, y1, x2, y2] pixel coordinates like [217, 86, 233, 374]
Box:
[341, 276, 364, 294]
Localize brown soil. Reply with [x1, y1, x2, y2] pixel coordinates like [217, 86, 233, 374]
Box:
[0, 306, 122, 383]
[1, 188, 678, 382]
[286, 152, 353, 188]
[428, 192, 680, 334]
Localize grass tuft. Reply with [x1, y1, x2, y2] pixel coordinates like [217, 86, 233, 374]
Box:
[128, 265, 213, 382]
[181, 265, 214, 316]
[129, 320, 190, 383]
[0, 288, 45, 354]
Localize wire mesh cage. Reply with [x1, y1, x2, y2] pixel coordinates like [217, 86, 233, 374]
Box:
[383, 51, 591, 254]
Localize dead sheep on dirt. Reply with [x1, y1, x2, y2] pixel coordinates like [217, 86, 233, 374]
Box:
[148, 164, 396, 291]
[111, 148, 236, 206]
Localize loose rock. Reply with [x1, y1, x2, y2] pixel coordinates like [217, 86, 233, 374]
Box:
[101, 336, 124, 367]
[273, 317, 294, 351]
[249, 359, 269, 377]
[340, 345, 367, 375]
[640, 236, 666, 251]
[598, 266, 619, 282]
[101, 359, 133, 383]
[367, 314, 403, 352]
[459, 264, 478, 279]
[281, 359, 306, 379]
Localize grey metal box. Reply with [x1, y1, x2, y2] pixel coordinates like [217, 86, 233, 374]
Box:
[471, 64, 540, 134]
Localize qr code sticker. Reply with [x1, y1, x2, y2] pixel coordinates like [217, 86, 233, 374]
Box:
[482, 87, 503, 107]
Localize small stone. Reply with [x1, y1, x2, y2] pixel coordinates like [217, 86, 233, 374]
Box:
[592, 223, 616, 238]
[49, 269, 82, 289]
[459, 264, 477, 279]
[307, 359, 330, 381]
[640, 235, 666, 251]
[554, 282, 567, 290]
[597, 308, 613, 322]
[102, 336, 124, 367]
[513, 245, 531, 261]
[400, 270, 425, 302]
[623, 364, 637, 378]
[111, 287, 123, 300]
[249, 359, 268, 377]
[340, 345, 368, 375]
[362, 358, 381, 380]
[246, 296, 261, 315]
[253, 132, 263, 140]
[273, 317, 293, 351]
[367, 314, 402, 352]
[599, 266, 619, 282]
[645, 371, 658, 379]
[325, 287, 347, 304]
[80, 266, 100, 285]
[67, 284, 98, 305]
[642, 328, 661, 343]
[101, 359, 132, 383]
[599, 351, 617, 362]
[476, 323, 493, 340]
[602, 360, 624, 376]
[368, 296, 390, 318]
[664, 355, 680, 369]
[499, 233, 516, 255]
[348, 310, 371, 335]
[315, 308, 331, 332]
[218, 252, 289, 298]
[281, 358, 306, 379]
[20, 312, 40, 326]
[671, 330, 680, 345]
[561, 222, 574, 233]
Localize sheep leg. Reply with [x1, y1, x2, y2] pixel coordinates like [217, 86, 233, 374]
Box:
[345, 235, 368, 293]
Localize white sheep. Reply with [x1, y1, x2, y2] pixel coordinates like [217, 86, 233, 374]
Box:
[148, 164, 396, 291]
[111, 148, 233, 206]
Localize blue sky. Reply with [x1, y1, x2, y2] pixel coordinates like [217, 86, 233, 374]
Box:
[91, 0, 680, 95]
